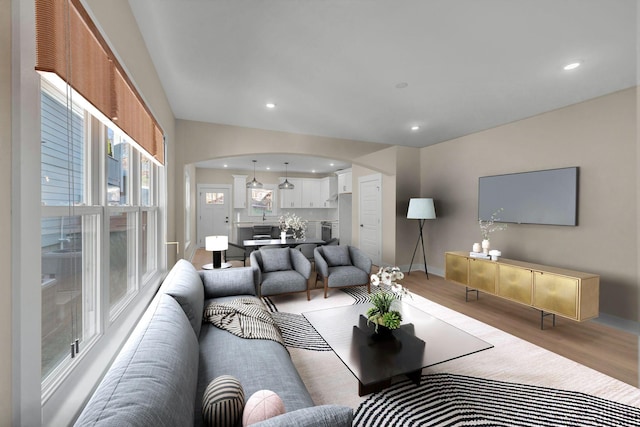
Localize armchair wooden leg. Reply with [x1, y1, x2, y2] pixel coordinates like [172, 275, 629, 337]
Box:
[324, 277, 329, 298]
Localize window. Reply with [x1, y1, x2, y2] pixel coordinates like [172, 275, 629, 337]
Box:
[41, 214, 99, 380]
[40, 84, 99, 383]
[108, 211, 137, 316]
[40, 79, 164, 390]
[107, 129, 131, 206]
[249, 185, 276, 217]
[41, 90, 84, 207]
[205, 192, 224, 205]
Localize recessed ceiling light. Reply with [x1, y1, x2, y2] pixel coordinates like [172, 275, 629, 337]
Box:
[330, 163, 335, 166]
[311, 170, 316, 173]
[223, 164, 228, 168]
[266, 166, 271, 170]
[563, 62, 581, 71]
[266, 102, 276, 109]
[411, 125, 420, 131]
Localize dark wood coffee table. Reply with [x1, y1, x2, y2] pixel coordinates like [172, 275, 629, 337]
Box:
[303, 302, 493, 395]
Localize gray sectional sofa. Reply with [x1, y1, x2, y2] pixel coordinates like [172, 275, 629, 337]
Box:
[74, 259, 353, 426]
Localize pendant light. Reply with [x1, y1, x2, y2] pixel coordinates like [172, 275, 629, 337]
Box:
[246, 160, 263, 188]
[278, 162, 295, 190]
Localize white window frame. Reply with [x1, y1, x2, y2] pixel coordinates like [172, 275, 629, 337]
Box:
[38, 77, 166, 405]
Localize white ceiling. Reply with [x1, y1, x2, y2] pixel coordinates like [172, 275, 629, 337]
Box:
[127, 0, 637, 173]
[193, 154, 351, 175]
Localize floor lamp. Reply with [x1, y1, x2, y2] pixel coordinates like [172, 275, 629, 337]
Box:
[407, 198, 436, 278]
[206, 235, 228, 269]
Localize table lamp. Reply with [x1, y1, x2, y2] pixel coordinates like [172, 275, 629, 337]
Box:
[205, 235, 228, 269]
[407, 198, 436, 278]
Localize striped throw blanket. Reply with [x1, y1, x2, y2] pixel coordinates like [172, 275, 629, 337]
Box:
[203, 298, 284, 347]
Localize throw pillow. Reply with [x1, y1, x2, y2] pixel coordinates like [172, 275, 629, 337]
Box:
[322, 245, 351, 266]
[242, 390, 286, 426]
[202, 375, 245, 427]
[260, 248, 292, 273]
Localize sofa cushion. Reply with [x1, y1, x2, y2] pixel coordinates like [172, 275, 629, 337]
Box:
[322, 245, 352, 267]
[260, 270, 307, 296]
[200, 267, 256, 298]
[242, 390, 285, 426]
[162, 259, 205, 337]
[260, 248, 292, 272]
[74, 294, 199, 426]
[202, 375, 245, 427]
[250, 405, 353, 427]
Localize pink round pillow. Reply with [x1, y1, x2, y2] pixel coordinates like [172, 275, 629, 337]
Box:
[242, 390, 285, 426]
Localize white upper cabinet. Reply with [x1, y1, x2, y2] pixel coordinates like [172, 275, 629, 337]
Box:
[279, 178, 302, 208]
[301, 179, 321, 208]
[279, 176, 337, 209]
[233, 175, 247, 208]
[320, 176, 337, 208]
[336, 169, 352, 194]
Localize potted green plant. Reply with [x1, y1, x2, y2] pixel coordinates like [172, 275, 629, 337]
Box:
[366, 267, 410, 333]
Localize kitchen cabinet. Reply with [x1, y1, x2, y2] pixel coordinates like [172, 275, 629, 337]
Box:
[336, 169, 352, 194]
[280, 178, 302, 208]
[320, 177, 337, 208]
[233, 175, 247, 209]
[279, 177, 336, 209]
[301, 179, 321, 208]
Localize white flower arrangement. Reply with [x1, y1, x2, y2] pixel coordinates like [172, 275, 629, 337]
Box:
[278, 212, 307, 239]
[479, 208, 508, 240]
[370, 266, 410, 299]
[367, 266, 411, 331]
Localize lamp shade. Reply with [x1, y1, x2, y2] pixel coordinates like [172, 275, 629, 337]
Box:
[205, 235, 228, 251]
[407, 198, 436, 219]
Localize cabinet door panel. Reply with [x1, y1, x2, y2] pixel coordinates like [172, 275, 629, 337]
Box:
[233, 176, 247, 208]
[498, 265, 532, 304]
[280, 178, 302, 208]
[302, 179, 321, 208]
[469, 259, 496, 293]
[533, 272, 578, 319]
[445, 253, 468, 285]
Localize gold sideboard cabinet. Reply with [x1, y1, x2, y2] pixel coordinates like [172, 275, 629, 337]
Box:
[468, 257, 497, 294]
[445, 251, 599, 325]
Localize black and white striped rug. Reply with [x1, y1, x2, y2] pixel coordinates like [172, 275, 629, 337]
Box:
[270, 311, 331, 351]
[353, 373, 640, 427]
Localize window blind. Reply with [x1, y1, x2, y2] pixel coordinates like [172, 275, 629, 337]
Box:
[35, 0, 165, 165]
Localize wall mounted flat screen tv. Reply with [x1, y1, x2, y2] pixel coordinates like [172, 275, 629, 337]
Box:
[478, 167, 579, 226]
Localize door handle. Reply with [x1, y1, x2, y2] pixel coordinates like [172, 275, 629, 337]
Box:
[360, 224, 364, 227]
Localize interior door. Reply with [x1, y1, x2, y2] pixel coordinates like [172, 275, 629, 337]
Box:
[197, 185, 231, 247]
[358, 174, 381, 265]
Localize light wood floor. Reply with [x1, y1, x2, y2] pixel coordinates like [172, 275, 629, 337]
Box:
[190, 249, 638, 387]
[402, 270, 638, 388]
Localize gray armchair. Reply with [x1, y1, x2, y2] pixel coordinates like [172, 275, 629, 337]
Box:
[314, 245, 372, 298]
[250, 247, 312, 300]
[225, 242, 251, 266]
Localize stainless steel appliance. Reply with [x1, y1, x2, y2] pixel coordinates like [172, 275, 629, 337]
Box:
[321, 221, 332, 242]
